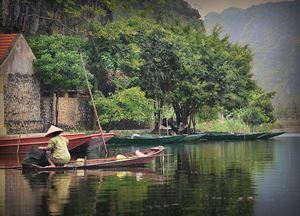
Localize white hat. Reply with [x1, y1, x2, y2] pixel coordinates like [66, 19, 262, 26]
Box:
[45, 125, 64, 137]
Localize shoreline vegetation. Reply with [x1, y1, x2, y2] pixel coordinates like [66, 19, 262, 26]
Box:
[108, 119, 283, 137]
[196, 119, 281, 133]
[9, 117, 296, 138]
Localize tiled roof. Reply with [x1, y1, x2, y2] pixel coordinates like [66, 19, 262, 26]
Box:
[0, 34, 18, 62]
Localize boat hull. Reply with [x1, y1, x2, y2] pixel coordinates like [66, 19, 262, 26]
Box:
[201, 132, 266, 141]
[108, 135, 185, 145]
[0, 133, 85, 145]
[0, 133, 115, 154]
[257, 131, 286, 139]
[178, 133, 206, 142]
[71, 134, 115, 153]
[22, 146, 165, 171]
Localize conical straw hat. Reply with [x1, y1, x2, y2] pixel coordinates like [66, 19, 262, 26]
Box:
[45, 125, 64, 137]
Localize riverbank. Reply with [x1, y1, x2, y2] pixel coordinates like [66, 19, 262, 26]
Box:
[278, 119, 300, 133]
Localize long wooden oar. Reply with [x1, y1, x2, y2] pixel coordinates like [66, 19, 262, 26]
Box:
[80, 54, 108, 154]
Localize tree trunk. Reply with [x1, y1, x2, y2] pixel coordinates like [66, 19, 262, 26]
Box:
[175, 110, 181, 127]
[192, 114, 196, 133]
[154, 100, 164, 133]
[173, 107, 190, 133]
[154, 101, 161, 132]
[188, 115, 192, 130]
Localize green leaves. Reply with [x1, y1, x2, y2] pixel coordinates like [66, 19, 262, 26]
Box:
[29, 34, 92, 91]
[234, 90, 276, 126]
[94, 87, 154, 127]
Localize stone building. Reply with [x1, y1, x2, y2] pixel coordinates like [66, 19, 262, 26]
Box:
[0, 34, 93, 135]
[0, 33, 41, 135]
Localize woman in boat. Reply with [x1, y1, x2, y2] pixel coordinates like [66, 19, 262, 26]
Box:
[38, 125, 71, 167]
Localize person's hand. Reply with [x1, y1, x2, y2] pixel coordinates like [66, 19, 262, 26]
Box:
[38, 146, 46, 150]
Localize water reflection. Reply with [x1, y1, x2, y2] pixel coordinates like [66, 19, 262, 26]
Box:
[136, 141, 275, 216]
[1, 166, 165, 216]
[1, 137, 300, 215]
[23, 171, 72, 215]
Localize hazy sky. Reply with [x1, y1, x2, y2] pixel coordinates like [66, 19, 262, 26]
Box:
[185, 0, 293, 17]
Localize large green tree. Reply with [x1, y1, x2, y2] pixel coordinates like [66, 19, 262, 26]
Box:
[166, 26, 231, 128]
[85, 17, 180, 130]
[165, 25, 274, 130]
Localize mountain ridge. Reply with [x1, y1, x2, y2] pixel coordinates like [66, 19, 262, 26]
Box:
[205, 0, 300, 117]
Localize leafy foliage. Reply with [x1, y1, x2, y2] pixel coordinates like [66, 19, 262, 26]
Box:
[163, 25, 254, 125]
[85, 15, 276, 128]
[29, 34, 92, 91]
[93, 87, 154, 130]
[234, 90, 276, 126]
[85, 17, 148, 95]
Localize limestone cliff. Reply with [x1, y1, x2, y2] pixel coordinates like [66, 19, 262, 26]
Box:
[0, 0, 113, 35]
[0, 0, 202, 36]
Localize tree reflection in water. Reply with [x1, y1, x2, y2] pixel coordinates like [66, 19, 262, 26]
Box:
[3, 140, 277, 216]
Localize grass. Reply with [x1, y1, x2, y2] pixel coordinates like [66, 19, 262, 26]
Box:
[110, 129, 152, 136]
[196, 119, 280, 132]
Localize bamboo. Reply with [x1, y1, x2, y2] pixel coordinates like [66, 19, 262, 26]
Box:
[80, 54, 108, 154]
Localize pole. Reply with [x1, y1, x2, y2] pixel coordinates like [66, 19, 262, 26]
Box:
[17, 132, 21, 154]
[80, 54, 108, 154]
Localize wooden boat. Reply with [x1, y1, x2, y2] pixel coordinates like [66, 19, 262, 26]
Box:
[200, 132, 266, 141]
[257, 131, 286, 139]
[22, 146, 165, 171]
[70, 132, 115, 153]
[0, 132, 115, 154]
[177, 133, 206, 142]
[107, 135, 185, 145]
[0, 132, 85, 145]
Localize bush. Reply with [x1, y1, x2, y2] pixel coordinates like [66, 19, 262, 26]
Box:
[94, 87, 154, 131]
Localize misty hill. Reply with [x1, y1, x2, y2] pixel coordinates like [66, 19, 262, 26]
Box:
[205, 1, 300, 117]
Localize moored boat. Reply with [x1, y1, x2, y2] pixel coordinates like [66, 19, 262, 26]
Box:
[70, 132, 115, 153]
[257, 131, 286, 139]
[200, 132, 266, 141]
[22, 146, 165, 171]
[0, 132, 115, 154]
[107, 135, 185, 145]
[177, 133, 206, 142]
[0, 132, 85, 145]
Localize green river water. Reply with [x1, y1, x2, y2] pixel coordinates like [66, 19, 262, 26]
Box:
[0, 134, 299, 216]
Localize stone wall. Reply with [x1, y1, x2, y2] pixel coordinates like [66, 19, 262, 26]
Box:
[1, 34, 42, 134]
[0, 73, 5, 135]
[41, 93, 94, 132]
